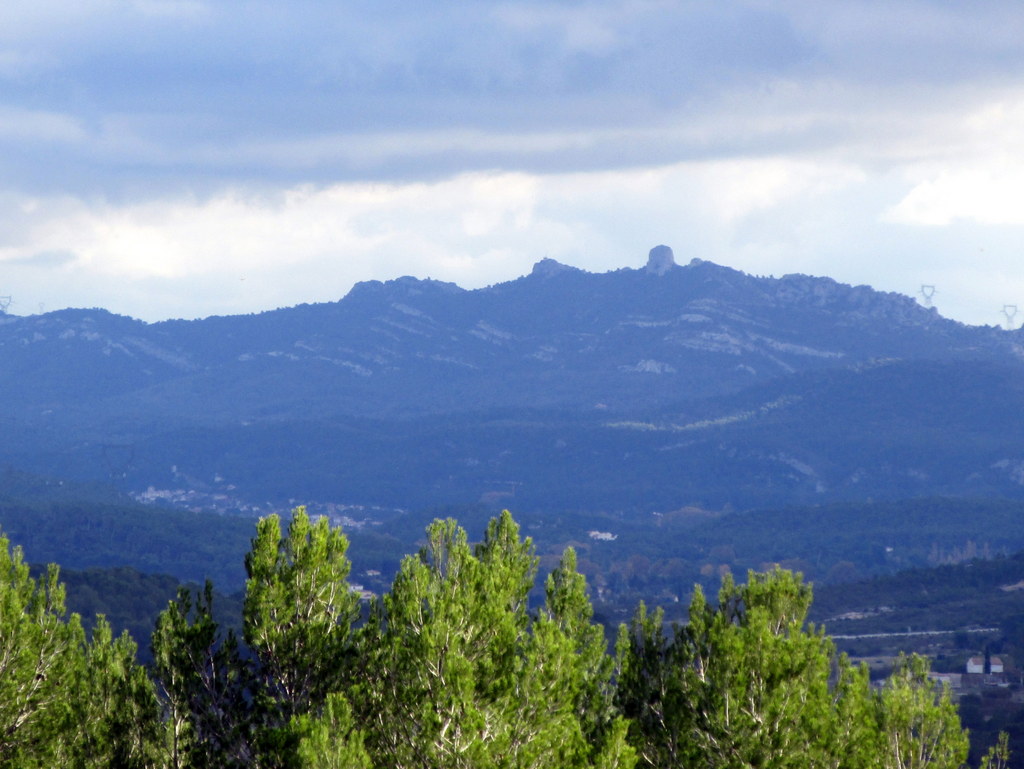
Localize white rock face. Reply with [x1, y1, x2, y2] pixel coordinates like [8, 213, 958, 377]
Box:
[646, 245, 675, 275]
[620, 359, 677, 374]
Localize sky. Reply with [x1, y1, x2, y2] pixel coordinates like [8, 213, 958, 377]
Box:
[1, 1, 1024, 326]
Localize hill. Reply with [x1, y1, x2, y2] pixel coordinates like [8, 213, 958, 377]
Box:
[0, 248, 1022, 513]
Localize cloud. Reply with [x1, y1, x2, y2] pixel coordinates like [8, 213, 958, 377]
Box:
[887, 167, 1024, 227]
[0, 1, 1022, 327]
[0, 0, 1015, 213]
[0, 156, 931, 320]
[2, 1, 1006, 191]
[782, 2, 1024, 83]
[0, 140, 1021, 328]
[883, 94, 1024, 226]
[690, 157, 866, 223]
[0, 107, 84, 143]
[2, 249, 77, 268]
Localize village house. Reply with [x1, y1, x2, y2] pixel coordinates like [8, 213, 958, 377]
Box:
[966, 656, 1004, 674]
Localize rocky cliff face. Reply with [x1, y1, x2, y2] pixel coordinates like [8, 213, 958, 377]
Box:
[645, 244, 676, 275]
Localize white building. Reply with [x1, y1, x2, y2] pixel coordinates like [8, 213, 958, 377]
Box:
[966, 656, 1003, 674]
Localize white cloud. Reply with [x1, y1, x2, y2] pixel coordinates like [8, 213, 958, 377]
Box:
[0, 157, 883, 320]
[887, 167, 1024, 227]
[689, 157, 866, 223]
[0, 140, 1022, 328]
[493, 3, 629, 55]
[0, 174, 551, 318]
[885, 93, 1024, 226]
[0, 1, 1023, 328]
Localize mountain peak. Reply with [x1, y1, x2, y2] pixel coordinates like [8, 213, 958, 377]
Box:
[345, 275, 464, 302]
[530, 257, 580, 278]
[645, 245, 676, 275]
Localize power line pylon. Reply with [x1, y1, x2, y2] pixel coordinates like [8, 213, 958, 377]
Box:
[1002, 305, 1019, 330]
[919, 285, 936, 308]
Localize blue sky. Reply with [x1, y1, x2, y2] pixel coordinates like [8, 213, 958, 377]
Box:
[1, 0, 1023, 325]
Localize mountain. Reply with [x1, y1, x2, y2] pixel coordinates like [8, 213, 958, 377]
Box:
[1, 246, 1023, 512]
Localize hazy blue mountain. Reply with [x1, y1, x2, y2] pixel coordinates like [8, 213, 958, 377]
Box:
[1, 249, 1022, 512]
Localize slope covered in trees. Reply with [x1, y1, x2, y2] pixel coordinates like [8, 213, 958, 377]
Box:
[0, 509, 1001, 768]
[3, 261, 1024, 515]
[0, 469, 255, 589]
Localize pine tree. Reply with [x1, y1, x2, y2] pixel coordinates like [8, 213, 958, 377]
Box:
[679, 569, 838, 768]
[0, 541, 80, 767]
[292, 692, 372, 769]
[69, 616, 163, 768]
[614, 601, 689, 768]
[874, 654, 968, 769]
[151, 582, 253, 769]
[355, 514, 536, 768]
[522, 546, 636, 769]
[354, 512, 635, 769]
[616, 568, 972, 769]
[0, 536, 162, 767]
[244, 507, 362, 764]
[152, 507, 363, 769]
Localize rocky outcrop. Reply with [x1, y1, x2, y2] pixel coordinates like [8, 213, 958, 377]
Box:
[645, 245, 676, 275]
[530, 257, 579, 278]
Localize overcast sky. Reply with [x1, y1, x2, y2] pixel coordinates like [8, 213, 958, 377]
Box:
[1, 1, 1023, 326]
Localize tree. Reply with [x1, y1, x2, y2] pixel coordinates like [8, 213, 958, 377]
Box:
[524, 546, 636, 769]
[292, 693, 371, 769]
[874, 654, 968, 769]
[616, 568, 973, 769]
[0, 504, 996, 769]
[980, 732, 1010, 769]
[151, 582, 252, 769]
[141, 511, 980, 769]
[0, 536, 162, 768]
[244, 508, 361, 718]
[0, 540, 81, 767]
[686, 569, 842, 768]
[70, 616, 163, 769]
[619, 568, 843, 768]
[355, 513, 536, 768]
[152, 507, 363, 769]
[354, 511, 635, 769]
[244, 507, 361, 764]
[614, 601, 688, 769]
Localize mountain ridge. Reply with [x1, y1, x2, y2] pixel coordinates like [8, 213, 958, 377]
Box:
[2, 249, 1023, 511]
[1, 253, 1018, 417]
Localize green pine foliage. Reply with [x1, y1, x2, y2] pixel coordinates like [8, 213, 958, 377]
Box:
[0, 509, 997, 768]
[615, 568, 970, 769]
[875, 654, 968, 769]
[0, 534, 163, 768]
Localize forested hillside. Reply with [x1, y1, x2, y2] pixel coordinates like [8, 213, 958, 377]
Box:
[6, 469, 1024, 642]
[0, 470, 254, 588]
[2, 260, 1024, 512]
[812, 551, 1024, 637]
